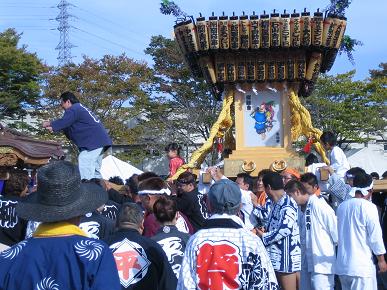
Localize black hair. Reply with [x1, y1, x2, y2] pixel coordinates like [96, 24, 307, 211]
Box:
[125, 174, 139, 195]
[137, 172, 158, 183]
[346, 167, 366, 179]
[60, 91, 79, 104]
[257, 169, 272, 179]
[300, 173, 318, 188]
[3, 170, 29, 196]
[109, 176, 124, 185]
[370, 172, 380, 180]
[320, 131, 337, 146]
[353, 173, 373, 188]
[222, 148, 233, 158]
[305, 153, 319, 166]
[117, 202, 144, 227]
[262, 172, 284, 190]
[153, 196, 177, 223]
[236, 173, 254, 191]
[382, 171, 387, 179]
[138, 177, 167, 192]
[165, 143, 181, 155]
[284, 180, 308, 195]
[177, 171, 196, 185]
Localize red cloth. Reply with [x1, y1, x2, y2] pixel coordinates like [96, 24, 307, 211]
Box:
[303, 138, 313, 154]
[169, 156, 184, 177]
[143, 212, 160, 238]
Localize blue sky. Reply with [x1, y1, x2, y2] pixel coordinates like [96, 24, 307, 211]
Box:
[1, 0, 386, 80]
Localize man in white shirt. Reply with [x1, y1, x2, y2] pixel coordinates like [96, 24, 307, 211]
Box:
[235, 173, 255, 230]
[320, 131, 350, 180]
[336, 173, 387, 290]
[324, 166, 366, 211]
[286, 174, 338, 290]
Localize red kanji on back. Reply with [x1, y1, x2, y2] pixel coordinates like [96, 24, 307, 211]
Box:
[114, 251, 142, 280]
[196, 242, 240, 290]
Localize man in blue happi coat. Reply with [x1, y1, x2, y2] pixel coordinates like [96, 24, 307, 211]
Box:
[0, 160, 121, 290]
[43, 91, 112, 180]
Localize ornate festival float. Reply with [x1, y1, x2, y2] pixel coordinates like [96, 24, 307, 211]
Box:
[0, 124, 64, 188]
[166, 5, 348, 178]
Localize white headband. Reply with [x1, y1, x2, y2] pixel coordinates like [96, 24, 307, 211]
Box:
[349, 181, 374, 197]
[137, 188, 171, 196]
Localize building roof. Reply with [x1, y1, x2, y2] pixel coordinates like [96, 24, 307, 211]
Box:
[0, 124, 64, 166]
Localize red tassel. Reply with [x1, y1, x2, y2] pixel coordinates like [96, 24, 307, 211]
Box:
[303, 138, 313, 153]
[216, 137, 223, 153]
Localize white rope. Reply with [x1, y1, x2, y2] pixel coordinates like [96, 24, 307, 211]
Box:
[137, 188, 171, 196]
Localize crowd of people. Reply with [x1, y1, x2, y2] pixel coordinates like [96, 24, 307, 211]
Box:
[0, 92, 386, 290]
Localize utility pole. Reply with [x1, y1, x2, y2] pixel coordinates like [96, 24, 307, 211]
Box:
[56, 0, 75, 66]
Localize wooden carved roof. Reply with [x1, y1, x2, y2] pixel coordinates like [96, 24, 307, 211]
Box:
[0, 124, 64, 167]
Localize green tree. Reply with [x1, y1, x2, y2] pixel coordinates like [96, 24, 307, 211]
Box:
[304, 66, 386, 148]
[39, 54, 154, 147]
[369, 62, 387, 79]
[366, 62, 387, 140]
[0, 28, 45, 118]
[144, 35, 222, 152]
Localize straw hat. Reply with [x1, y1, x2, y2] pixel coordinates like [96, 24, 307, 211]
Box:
[17, 161, 107, 222]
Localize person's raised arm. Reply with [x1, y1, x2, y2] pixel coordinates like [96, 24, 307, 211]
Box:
[50, 109, 76, 132]
[324, 166, 351, 202]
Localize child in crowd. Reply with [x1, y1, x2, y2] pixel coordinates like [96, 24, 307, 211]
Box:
[165, 143, 185, 179]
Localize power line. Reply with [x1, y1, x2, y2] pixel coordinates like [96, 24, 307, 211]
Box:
[73, 5, 151, 40]
[72, 26, 145, 57]
[2, 1, 148, 62]
[0, 2, 52, 6]
[1, 0, 150, 41]
[72, 33, 120, 55]
[74, 6, 130, 30]
[15, 28, 54, 31]
[74, 16, 145, 44]
[0, 15, 53, 18]
[11, 26, 55, 28]
[0, 1, 51, 3]
[0, 6, 53, 8]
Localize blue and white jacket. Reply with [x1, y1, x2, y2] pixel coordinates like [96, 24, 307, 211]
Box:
[262, 194, 301, 273]
[0, 235, 120, 289]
